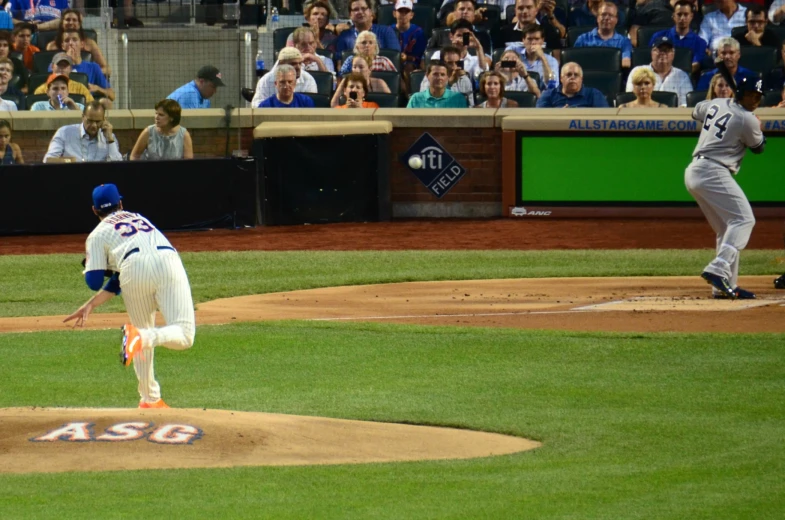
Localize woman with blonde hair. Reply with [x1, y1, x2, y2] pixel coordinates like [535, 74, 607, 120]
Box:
[46, 9, 111, 78]
[338, 30, 397, 76]
[706, 74, 734, 100]
[620, 68, 665, 108]
[130, 99, 193, 160]
[351, 55, 391, 93]
[476, 71, 519, 108]
[331, 72, 380, 108]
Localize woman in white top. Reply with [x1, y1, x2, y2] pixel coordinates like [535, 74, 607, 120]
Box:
[130, 99, 194, 160]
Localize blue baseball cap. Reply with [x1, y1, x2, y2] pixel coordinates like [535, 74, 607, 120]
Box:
[92, 183, 122, 210]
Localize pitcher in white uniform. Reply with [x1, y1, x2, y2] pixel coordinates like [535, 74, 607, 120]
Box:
[64, 183, 196, 408]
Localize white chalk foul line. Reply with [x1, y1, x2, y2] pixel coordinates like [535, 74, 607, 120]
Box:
[309, 310, 589, 321]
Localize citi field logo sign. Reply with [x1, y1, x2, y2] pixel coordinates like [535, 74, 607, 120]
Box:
[400, 133, 467, 199]
[30, 422, 203, 445]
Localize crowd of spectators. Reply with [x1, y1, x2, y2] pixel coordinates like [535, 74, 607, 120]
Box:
[4, 0, 785, 165]
[243, 0, 785, 110]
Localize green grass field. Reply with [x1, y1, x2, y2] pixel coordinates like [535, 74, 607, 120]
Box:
[1, 250, 784, 519]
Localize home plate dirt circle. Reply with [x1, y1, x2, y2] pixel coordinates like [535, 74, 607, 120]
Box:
[0, 408, 540, 475]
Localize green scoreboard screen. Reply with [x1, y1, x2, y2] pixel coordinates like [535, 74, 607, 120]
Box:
[518, 135, 785, 205]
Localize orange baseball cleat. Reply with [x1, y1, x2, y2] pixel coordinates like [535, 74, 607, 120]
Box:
[138, 399, 169, 409]
[120, 323, 143, 366]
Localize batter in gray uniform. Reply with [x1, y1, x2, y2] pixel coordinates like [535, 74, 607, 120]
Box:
[685, 74, 765, 299]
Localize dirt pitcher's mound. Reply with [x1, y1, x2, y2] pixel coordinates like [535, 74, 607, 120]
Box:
[0, 407, 540, 474]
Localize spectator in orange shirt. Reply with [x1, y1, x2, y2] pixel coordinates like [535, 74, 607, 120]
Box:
[12, 23, 39, 71]
[331, 72, 380, 108]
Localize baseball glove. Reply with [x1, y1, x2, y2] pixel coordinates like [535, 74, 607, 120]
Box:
[774, 274, 785, 289]
[81, 258, 117, 278]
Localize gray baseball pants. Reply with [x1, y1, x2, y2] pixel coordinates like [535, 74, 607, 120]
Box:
[684, 158, 755, 288]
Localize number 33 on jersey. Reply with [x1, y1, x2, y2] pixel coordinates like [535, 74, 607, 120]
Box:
[84, 211, 176, 274]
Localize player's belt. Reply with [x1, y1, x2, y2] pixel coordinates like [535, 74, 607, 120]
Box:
[122, 245, 177, 261]
[696, 155, 726, 168]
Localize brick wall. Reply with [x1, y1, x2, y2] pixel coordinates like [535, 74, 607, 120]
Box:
[388, 127, 503, 204]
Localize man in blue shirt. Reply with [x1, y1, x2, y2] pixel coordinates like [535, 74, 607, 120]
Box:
[407, 62, 468, 108]
[335, 0, 399, 66]
[392, 0, 426, 72]
[167, 65, 225, 109]
[60, 29, 114, 105]
[650, 0, 709, 75]
[574, 2, 633, 68]
[696, 37, 756, 90]
[4, 0, 68, 30]
[536, 62, 609, 107]
[258, 65, 316, 108]
[569, 0, 627, 29]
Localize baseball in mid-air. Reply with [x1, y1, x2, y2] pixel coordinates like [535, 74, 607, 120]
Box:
[408, 155, 423, 169]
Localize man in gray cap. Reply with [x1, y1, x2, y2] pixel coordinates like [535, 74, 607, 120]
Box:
[167, 65, 225, 109]
[33, 52, 95, 104]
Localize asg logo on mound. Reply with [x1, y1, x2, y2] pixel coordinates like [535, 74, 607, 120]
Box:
[30, 422, 203, 445]
[400, 133, 467, 199]
[510, 207, 552, 217]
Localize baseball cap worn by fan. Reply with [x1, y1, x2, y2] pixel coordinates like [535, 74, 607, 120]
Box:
[46, 73, 69, 86]
[651, 35, 674, 49]
[92, 184, 123, 210]
[278, 47, 303, 61]
[197, 65, 225, 87]
[395, 0, 413, 10]
[51, 52, 74, 66]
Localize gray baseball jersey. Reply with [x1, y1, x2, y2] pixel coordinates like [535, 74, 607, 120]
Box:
[691, 98, 764, 174]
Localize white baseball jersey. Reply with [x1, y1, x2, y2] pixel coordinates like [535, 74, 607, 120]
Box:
[84, 210, 195, 405]
[691, 98, 764, 174]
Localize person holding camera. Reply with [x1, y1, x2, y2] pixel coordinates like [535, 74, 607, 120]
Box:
[495, 50, 540, 97]
[428, 19, 490, 81]
[418, 46, 475, 106]
[43, 100, 122, 163]
[331, 72, 380, 108]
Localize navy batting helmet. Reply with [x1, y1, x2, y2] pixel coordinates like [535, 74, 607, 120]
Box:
[735, 74, 764, 101]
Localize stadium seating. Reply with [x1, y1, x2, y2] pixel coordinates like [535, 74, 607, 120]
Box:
[582, 70, 622, 101]
[365, 92, 400, 107]
[763, 89, 782, 107]
[686, 91, 708, 107]
[301, 92, 331, 107]
[503, 90, 537, 107]
[378, 49, 402, 71]
[273, 27, 297, 59]
[309, 71, 334, 96]
[409, 69, 426, 94]
[615, 91, 679, 107]
[637, 26, 673, 49]
[562, 48, 621, 72]
[372, 71, 401, 94]
[739, 46, 778, 77]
